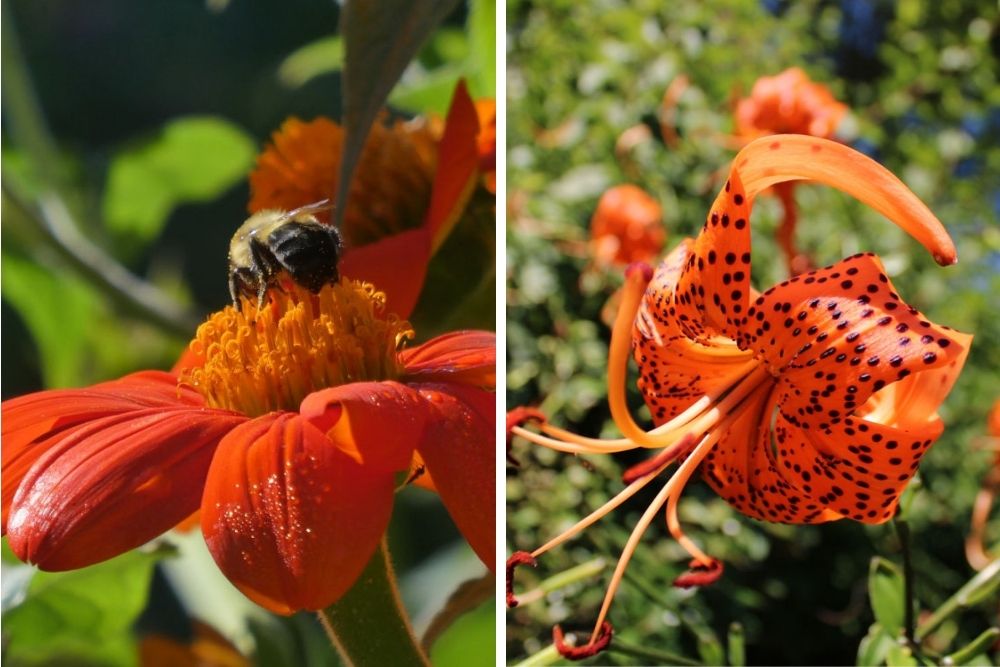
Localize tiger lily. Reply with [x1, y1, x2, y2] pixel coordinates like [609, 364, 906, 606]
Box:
[508, 134, 971, 659]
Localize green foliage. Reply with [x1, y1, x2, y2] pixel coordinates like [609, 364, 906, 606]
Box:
[3, 548, 165, 667]
[507, 0, 999, 664]
[103, 116, 256, 252]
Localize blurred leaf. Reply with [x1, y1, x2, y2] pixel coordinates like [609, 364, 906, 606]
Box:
[103, 116, 255, 247]
[727, 622, 746, 667]
[697, 629, 725, 667]
[428, 598, 493, 667]
[856, 623, 894, 667]
[334, 0, 461, 230]
[1, 252, 99, 388]
[884, 642, 919, 667]
[467, 0, 495, 97]
[4, 549, 164, 666]
[869, 556, 906, 639]
[390, 65, 466, 116]
[916, 558, 1000, 641]
[420, 572, 493, 653]
[278, 35, 344, 88]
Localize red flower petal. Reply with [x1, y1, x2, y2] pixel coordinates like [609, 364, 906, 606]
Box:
[201, 413, 396, 614]
[7, 406, 244, 570]
[673, 558, 725, 588]
[338, 226, 432, 320]
[2, 371, 203, 532]
[426, 79, 480, 253]
[413, 382, 495, 570]
[298, 381, 428, 473]
[401, 330, 496, 387]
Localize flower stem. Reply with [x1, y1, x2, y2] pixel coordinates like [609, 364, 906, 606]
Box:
[317, 539, 430, 667]
[894, 516, 916, 647]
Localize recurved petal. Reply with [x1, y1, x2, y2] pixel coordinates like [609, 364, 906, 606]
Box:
[635, 241, 756, 424]
[670, 170, 753, 342]
[201, 413, 396, 615]
[401, 330, 496, 388]
[740, 252, 969, 431]
[7, 407, 245, 570]
[2, 372, 204, 532]
[338, 227, 432, 320]
[413, 382, 495, 570]
[734, 135, 956, 266]
[298, 381, 428, 472]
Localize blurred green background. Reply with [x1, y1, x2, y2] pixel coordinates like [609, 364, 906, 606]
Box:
[507, 0, 999, 665]
[2, 1, 495, 665]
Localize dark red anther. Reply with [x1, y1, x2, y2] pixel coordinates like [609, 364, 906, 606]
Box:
[553, 621, 614, 660]
[625, 261, 654, 282]
[621, 433, 696, 484]
[505, 551, 537, 608]
[673, 558, 724, 588]
[506, 407, 546, 466]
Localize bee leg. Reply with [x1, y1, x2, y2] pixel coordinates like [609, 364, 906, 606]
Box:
[228, 272, 242, 311]
[249, 237, 280, 311]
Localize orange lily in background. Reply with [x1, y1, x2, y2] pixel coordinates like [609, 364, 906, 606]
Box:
[734, 68, 850, 275]
[508, 135, 970, 659]
[589, 184, 666, 268]
[249, 81, 489, 319]
[3, 280, 495, 615]
[966, 398, 1000, 570]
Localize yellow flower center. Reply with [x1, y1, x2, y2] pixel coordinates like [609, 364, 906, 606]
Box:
[180, 280, 413, 416]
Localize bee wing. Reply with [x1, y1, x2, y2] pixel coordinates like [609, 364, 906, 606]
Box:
[285, 199, 335, 221]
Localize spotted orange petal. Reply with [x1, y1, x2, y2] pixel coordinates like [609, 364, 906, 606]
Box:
[7, 406, 245, 570]
[413, 381, 495, 570]
[635, 240, 755, 423]
[740, 253, 968, 431]
[401, 330, 496, 387]
[201, 413, 395, 614]
[2, 371, 205, 532]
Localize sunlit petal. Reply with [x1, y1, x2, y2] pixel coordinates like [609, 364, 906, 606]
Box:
[201, 413, 395, 614]
[401, 330, 496, 387]
[7, 407, 245, 570]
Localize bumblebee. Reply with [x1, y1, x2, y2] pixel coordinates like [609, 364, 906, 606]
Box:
[228, 200, 342, 310]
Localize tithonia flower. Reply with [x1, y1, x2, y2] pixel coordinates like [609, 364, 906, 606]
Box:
[3, 280, 495, 615]
[589, 184, 666, 268]
[508, 135, 970, 658]
[734, 68, 850, 276]
[249, 81, 487, 319]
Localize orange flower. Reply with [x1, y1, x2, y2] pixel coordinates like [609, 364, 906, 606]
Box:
[248, 82, 486, 319]
[474, 99, 497, 194]
[734, 67, 848, 141]
[966, 398, 1000, 570]
[734, 68, 850, 275]
[589, 184, 666, 267]
[3, 280, 495, 615]
[508, 135, 969, 659]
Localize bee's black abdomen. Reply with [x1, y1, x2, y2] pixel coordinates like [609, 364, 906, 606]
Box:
[267, 222, 343, 292]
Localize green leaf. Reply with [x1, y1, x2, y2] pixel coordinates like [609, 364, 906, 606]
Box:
[885, 641, 919, 667]
[945, 627, 1000, 666]
[856, 623, 895, 667]
[1, 253, 99, 388]
[103, 116, 255, 246]
[428, 598, 493, 667]
[727, 622, 746, 667]
[334, 0, 461, 231]
[869, 556, 906, 638]
[389, 65, 466, 116]
[696, 629, 725, 667]
[467, 0, 495, 97]
[4, 549, 164, 666]
[278, 35, 344, 88]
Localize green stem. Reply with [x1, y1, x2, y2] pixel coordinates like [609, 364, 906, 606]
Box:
[610, 639, 702, 666]
[318, 540, 430, 667]
[915, 557, 1000, 642]
[895, 516, 917, 647]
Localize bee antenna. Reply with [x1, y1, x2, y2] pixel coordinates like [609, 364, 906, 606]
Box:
[287, 199, 335, 218]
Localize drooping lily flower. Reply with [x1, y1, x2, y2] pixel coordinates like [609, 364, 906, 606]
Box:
[589, 184, 666, 268]
[508, 135, 970, 659]
[3, 280, 495, 615]
[249, 81, 487, 319]
[734, 68, 850, 275]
